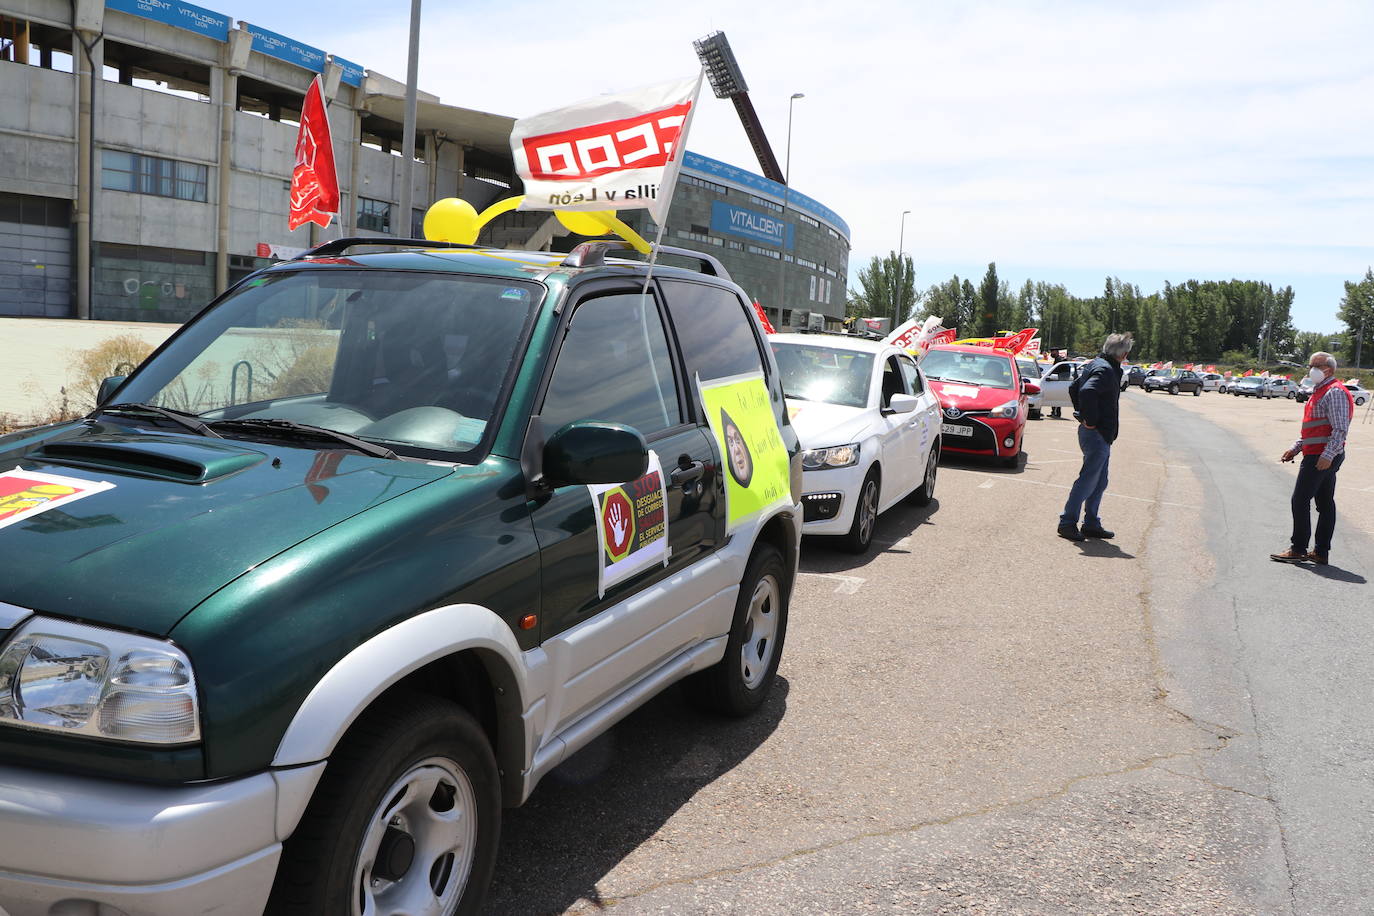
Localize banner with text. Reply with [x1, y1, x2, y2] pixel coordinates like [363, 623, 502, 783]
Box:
[709, 201, 794, 250]
[590, 451, 668, 596]
[512, 74, 702, 224]
[698, 373, 791, 533]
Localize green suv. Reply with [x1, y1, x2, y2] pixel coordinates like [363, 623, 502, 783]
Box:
[0, 239, 801, 915]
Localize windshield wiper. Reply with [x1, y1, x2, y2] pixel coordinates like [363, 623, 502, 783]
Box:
[91, 402, 222, 438]
[210, 418, 397, 459]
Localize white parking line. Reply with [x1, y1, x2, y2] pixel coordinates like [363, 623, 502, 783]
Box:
[797, 573, 866, 595]
[978, 480, 995, 489]
[874, 535, 912, 551]
[989, 473, 1198, 509]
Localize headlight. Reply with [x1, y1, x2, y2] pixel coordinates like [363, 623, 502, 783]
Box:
[802, 443, 860, 470]
[989, 399, 1020, 419]
[0, 618, 199, 744]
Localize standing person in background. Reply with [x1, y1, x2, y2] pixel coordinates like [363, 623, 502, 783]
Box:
[1058, 333, 1132, 542]
[1271, 352, 1353, 565]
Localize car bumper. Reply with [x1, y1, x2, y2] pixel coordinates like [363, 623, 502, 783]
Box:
[941, 415, 1022, 457]
[799, 462, 868, 536]
[0, 760, 324, 916]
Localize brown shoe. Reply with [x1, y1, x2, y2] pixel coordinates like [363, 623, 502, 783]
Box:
[1269, 548, 1308, 563]
[1306, 551, 1328, 565]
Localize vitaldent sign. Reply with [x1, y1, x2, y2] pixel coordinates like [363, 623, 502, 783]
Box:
[710, 201, 794, 250]
[104, 0, 230, 41]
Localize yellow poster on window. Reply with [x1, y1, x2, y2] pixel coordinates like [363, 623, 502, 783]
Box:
[698, 373, 790, 532]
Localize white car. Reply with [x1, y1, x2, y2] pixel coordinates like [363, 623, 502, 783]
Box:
[1017, 357, 1045, 419]
[1346, 382, 1371, 406]
[1036, 359, 1088, 416]
[1199, 372, 1224, 391]
[771, 334, 942, 553]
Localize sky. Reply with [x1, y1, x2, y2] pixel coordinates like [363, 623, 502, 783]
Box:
[217, 0, 1374, 332]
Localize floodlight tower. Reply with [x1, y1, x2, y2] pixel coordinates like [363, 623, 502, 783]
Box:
[693, 32, 785, 183]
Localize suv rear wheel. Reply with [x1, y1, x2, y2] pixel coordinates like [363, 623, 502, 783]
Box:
[687, 543, 788, 716]
[268, 694, 500, 916]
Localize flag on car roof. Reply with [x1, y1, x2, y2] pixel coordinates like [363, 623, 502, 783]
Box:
[287, 75, 340, 231]
[511, 74, 703, 225]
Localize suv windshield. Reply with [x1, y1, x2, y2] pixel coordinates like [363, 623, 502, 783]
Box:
[771, 343, 874, 408]
[921, 349, 1014, 389]
[112, 269, 539, 456]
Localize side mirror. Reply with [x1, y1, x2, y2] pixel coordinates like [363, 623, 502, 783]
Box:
[542, 421, 649, 487]
[97, 375, 127, 406]
[1023, 381, 1041, 396]
[883, 393, 919, 415]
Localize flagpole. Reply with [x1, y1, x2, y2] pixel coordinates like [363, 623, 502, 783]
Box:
[639, 69, 704, 300]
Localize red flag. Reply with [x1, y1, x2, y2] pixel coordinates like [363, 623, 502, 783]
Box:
[752, 300, 776, 334]
[928, 328, 957, 346]
[992, 328, 1037, 354]
[288, 76, 340, 231]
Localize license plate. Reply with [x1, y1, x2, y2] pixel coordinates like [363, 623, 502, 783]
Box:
[941, 423, 973, 436]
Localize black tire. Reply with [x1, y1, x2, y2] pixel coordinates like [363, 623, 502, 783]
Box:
[841, 468, 880, 554]
[911, 445, 938, 506]
[268, 694, 501, 916]
[1169, 384, 1179, 395]
[1192, 387, 1200, 396]
[1029, 407, 1042, 420]
[687, 543, 788, 716]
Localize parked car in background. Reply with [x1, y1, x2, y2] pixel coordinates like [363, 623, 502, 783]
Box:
[1035, 359, 1086, 417]
[772, 334, 942, 553]
[1346, 382, 1371, 406]
[1199, 372, 1224, 391]
[1124, 366, 1147, 387]
[1294, 378, 1315, 402]
[923, 344, 1039, 467]
[1267, 378, 1299, 399]
[1143, 368, 1204, 395]
[1230, 376, 1270, 397]
[1017, 357, 1045, 419]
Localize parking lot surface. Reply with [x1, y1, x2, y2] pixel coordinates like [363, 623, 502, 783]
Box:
[488, 388, 1372, 915]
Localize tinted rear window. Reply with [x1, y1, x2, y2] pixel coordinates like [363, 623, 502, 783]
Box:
[661, 280, 764, 382]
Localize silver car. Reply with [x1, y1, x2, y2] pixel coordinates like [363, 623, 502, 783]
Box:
[1017, 358, 1045, 419]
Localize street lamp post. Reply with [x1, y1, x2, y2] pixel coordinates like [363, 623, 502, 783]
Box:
[897, 209, 911, 325]
[775, 92, 803, 328]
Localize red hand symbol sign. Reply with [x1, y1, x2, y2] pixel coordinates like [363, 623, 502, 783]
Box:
[607, 500, 628, 550]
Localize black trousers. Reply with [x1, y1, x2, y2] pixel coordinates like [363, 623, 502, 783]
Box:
[1290, 452, 1345, 555]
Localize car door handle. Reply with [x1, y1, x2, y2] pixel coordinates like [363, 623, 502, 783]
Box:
[671, 461, 706, 486]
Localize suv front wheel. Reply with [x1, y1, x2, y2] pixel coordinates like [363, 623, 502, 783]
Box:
[268, 694, 501, 916]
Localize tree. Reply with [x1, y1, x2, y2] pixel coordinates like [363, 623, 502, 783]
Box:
[852, 252, 916, 323]
[1292, 330, 1336, 361]
[976, 263, 1001, 336]
[1337, 268, 1374, 369]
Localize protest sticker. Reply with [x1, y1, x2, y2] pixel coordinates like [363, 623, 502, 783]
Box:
[590, 451, 668, 596]
[698, 373, 791, 533]
[0, 468, 116, 532]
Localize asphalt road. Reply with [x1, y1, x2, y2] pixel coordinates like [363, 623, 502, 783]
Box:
[483, 388, 1372, 915]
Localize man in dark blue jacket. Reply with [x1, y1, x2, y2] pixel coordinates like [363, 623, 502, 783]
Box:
[1058, 333, 1132, 541]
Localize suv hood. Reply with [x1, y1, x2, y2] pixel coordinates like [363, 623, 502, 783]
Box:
[0, 422, 451, 636]
[927, 379, 1017, 411]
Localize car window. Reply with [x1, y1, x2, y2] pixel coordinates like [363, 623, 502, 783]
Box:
[541, 292, 682, 437]
[660, 280, 765, 382]
[771, 342, 874, 408]
[1046, 361, 1073, 381]
[881, 356, 909, 407]
[898, 354, 924, 394]
[1016, 359, 1041, 379]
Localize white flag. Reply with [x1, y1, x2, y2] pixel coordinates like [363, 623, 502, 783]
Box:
[511, 74, 703, 225]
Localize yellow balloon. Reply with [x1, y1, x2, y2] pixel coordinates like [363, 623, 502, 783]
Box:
[422, 198, 479, 244]
[556, 210, 616, 237]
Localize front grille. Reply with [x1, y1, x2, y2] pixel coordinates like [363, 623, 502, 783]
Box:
[941, 418, 998, 452]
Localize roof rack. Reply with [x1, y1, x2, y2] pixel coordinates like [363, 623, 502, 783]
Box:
[292, 237, 478, 260]
[559, 241, 732, 280]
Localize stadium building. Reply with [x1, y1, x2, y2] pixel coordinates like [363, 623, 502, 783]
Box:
[0, 0, 849, 327]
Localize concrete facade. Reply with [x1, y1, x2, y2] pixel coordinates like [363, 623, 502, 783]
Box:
[0, 0, 848, 329]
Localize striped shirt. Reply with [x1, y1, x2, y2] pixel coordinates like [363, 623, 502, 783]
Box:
[1292, 382, 1353, 461]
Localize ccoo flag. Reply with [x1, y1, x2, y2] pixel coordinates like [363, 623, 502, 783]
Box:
[511, 74, 703, 225]
[288, 75, 340, 231]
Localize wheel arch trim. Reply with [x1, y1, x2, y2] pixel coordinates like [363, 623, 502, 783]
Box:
[271, 604, 532, 771]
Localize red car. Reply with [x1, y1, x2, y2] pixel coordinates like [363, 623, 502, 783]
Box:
[922, 344, 1039, 467]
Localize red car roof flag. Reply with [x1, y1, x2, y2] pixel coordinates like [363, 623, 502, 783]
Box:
[288, 75, 340, 232]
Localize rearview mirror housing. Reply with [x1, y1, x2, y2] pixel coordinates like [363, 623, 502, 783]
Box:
[542, 421, 649, 487]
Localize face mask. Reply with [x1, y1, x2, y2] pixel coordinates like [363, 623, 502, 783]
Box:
[1309, 367, 1326, 384]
